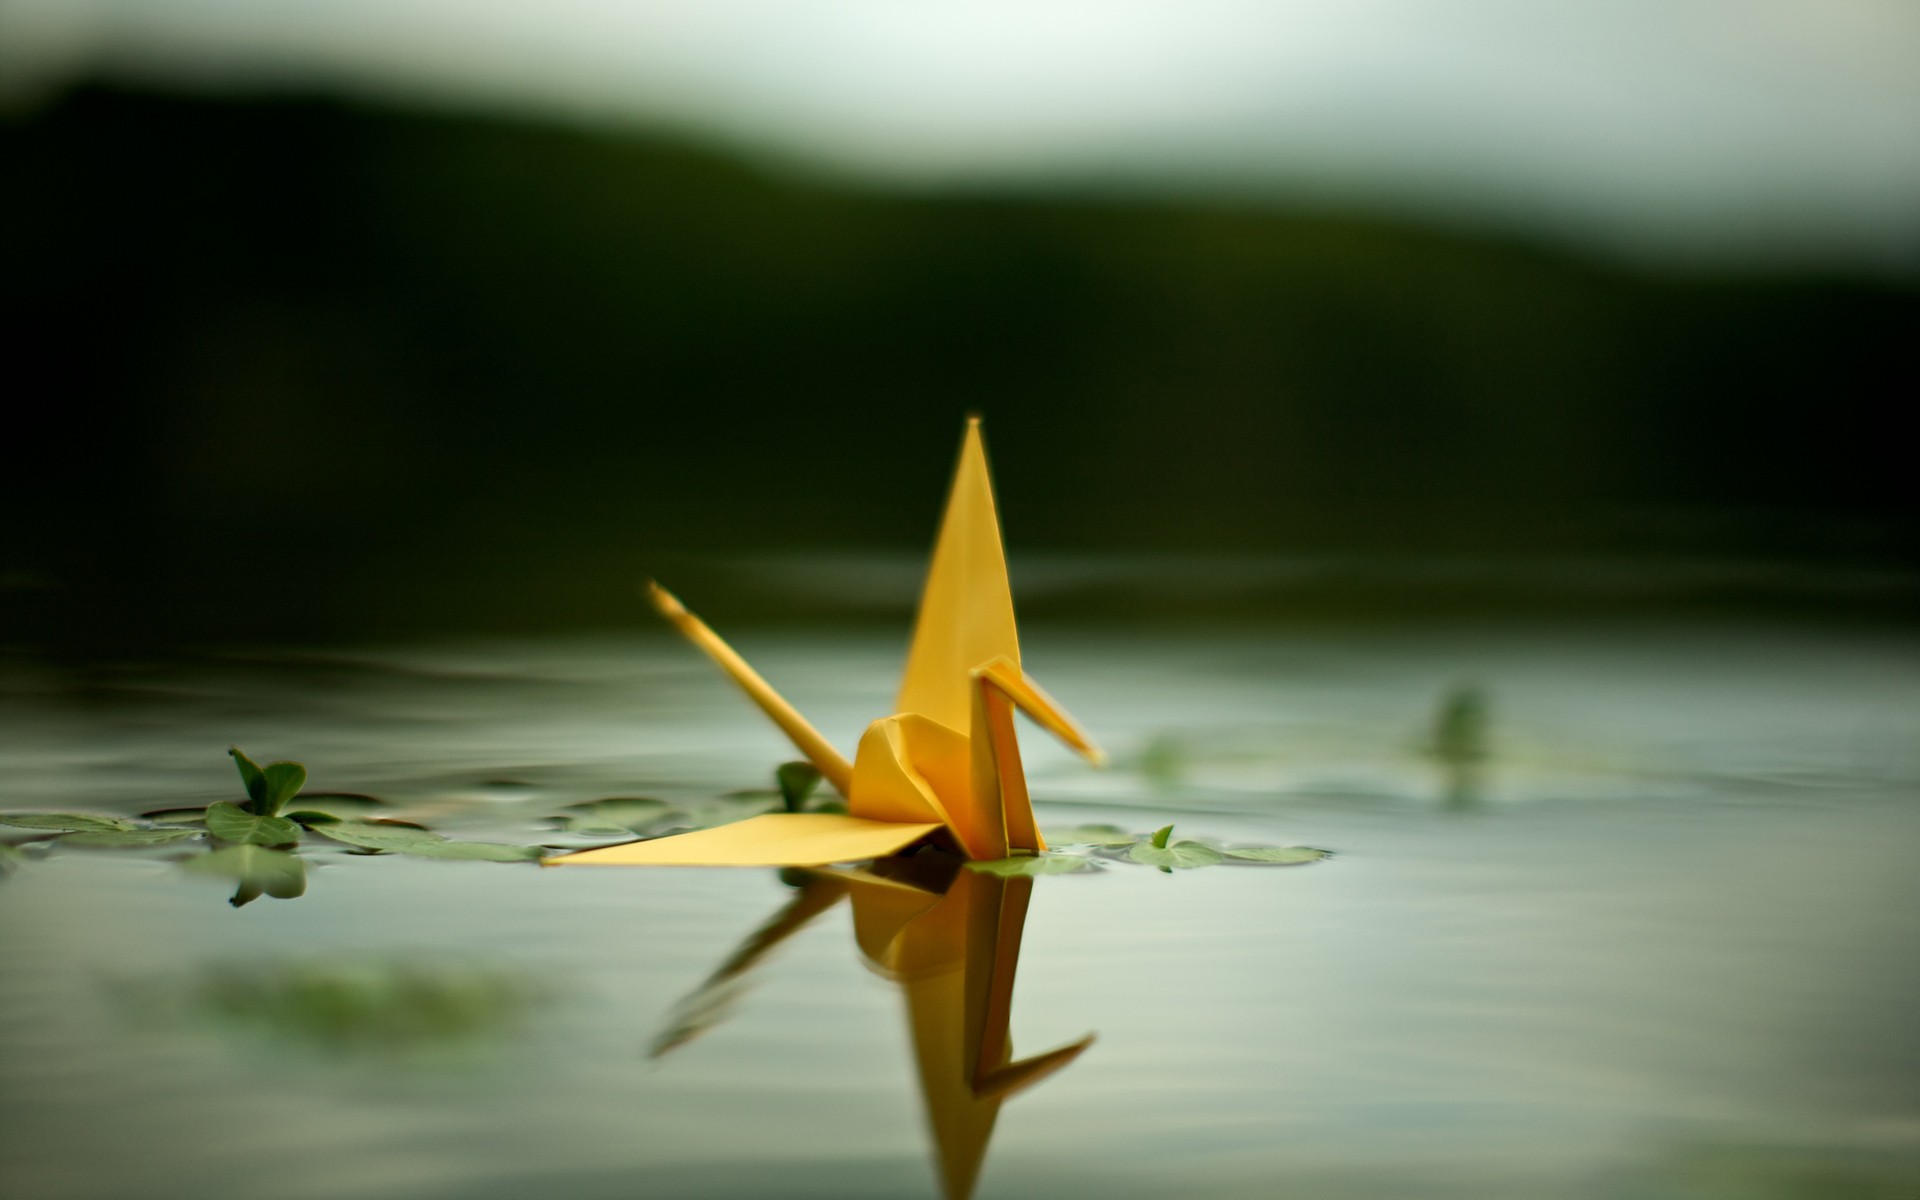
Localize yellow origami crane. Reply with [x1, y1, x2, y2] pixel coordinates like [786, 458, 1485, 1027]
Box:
[648, 857, 1094, 1200]
[553, 418, 1103, 867]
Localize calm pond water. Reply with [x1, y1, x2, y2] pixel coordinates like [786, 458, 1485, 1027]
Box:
[4, 615, 1919, 1199]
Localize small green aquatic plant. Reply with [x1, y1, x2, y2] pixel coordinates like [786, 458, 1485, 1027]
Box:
[776, 761, 823, 813]
[1021, 822, 1332, 874]
[966, 851, 1099, 876]
[1427, 684, 1492, 810]
[1128, 824, 1223, 871]
[313, 821, 543, 862]
[547, 761, 847, 842]
[201, 748, 310, 851]
[0, 747, 551, 905]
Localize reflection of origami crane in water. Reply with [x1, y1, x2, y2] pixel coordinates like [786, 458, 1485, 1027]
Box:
[554, 418, 1103, 867]
[652, 857, 1094, 1200]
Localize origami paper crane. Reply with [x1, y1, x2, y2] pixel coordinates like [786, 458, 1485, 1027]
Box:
[648, 857, 1094, 1200]
[553, 418, 1103, 867]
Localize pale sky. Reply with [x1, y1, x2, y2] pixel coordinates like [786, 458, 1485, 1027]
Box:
[4, 0, 1917, 270]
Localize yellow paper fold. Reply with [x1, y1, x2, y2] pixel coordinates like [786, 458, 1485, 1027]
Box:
[646, 859, 1094, 1200]
[896, 418, 1021, 733]
[551, 812, 942, 867]
[551, 417, 1103, 870]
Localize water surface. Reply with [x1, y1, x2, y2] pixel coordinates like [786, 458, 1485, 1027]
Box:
[4, 617, 1918, 1198]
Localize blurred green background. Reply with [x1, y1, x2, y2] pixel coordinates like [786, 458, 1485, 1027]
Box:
[3, 6, 1916, 655]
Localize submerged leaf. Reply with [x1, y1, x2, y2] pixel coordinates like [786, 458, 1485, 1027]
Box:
[1222, 845, 1330, 865]
[183, 845, 307, 901]
[61, 827, 202, 849]
[205, 802, 302, 847]
[185, 958, 546, 1051]
[0, 812, 139, 833]
[967, 853, 1097, 876]
[1128, 840, 1224, 870]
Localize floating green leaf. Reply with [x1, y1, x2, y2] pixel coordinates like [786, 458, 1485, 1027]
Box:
[205, 801, 303, 847]
[1222, 845, 1331, 865]
[678, 793, 781, 828]
[61, 827, 203, 849]
[401, 840, 545, 863]
[285, 811, 341, 826]
[283, 793, 388, 819]
[1149, 823, 1176, 849]
[549, 797, 676, 836]
[1042, 824, 1140, 847]
[313, 822, 444, 853]
[775, 761, 823, 813]
[316, 822, 542, 862]
[1128, 838, 1224, 870]
[0, 812, 139, 833]
[183, 845, 307, 903]
[967, 853, 1097, 876]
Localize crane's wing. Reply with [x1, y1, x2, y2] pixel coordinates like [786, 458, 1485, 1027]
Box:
[548, 812, 943, 867]
[647, 582, 854, 796]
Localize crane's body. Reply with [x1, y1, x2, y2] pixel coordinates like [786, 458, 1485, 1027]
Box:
[552, 419, 1102, 868]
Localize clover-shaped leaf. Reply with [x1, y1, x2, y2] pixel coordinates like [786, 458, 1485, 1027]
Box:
[228, 747, 307, 816]
[206, 802, 303, 847]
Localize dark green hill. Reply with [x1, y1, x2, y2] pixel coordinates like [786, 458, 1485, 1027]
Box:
[3, 85, 1914, 649]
